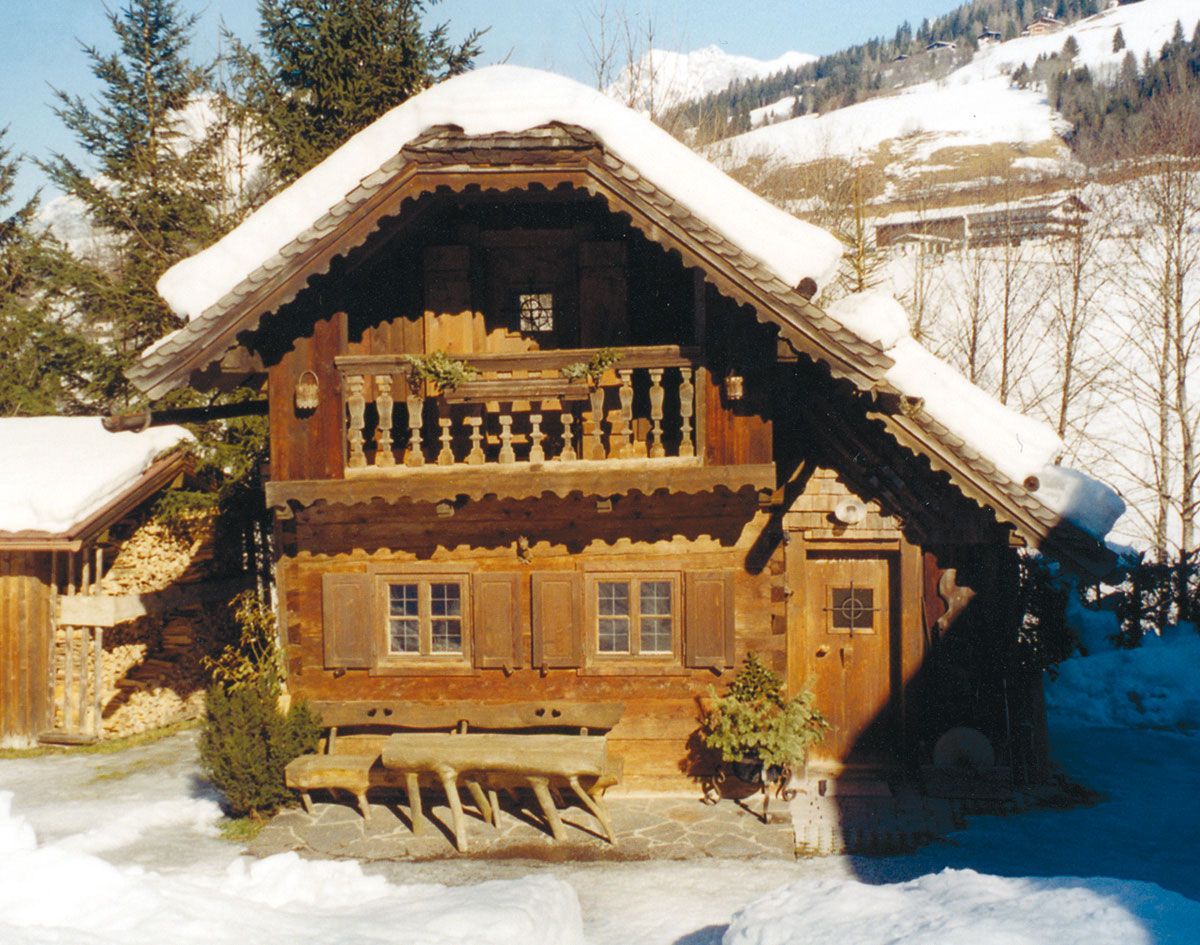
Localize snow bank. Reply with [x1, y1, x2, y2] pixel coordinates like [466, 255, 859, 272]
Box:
[824, 291, 1122, 539]
[711, 76, 1064, 169]
[724, 868, 1200, 945]
[0, 418, 192, 535]
[158, 65, 843, 325]
[1048, 619, 1200, 733]
[0, 790, 584, 945]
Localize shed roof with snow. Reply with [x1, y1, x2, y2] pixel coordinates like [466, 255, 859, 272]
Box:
[0, 419, 193, 549]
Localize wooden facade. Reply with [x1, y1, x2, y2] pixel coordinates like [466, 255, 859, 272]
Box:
[132, 120, 1111, 791]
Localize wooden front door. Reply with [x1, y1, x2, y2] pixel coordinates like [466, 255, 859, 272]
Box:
[801, 551, 897, 767]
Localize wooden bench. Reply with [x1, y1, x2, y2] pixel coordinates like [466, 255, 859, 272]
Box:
[285, 700, 624, 848]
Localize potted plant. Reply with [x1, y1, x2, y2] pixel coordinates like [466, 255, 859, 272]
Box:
[401, 350, 477, 395]
[702, 652, 827, 791]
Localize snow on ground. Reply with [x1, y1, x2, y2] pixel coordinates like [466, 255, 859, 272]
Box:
[709, 76, 1066, 171]
[950, 0, 1200, 87]
[156, 65, 842, 329]
[0, 418, 191, 535]
[608, 46, 815, 113]
[3, 710, 1198, 945]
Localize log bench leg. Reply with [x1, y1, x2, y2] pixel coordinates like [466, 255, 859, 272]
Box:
[487, 788, 501, 827]
[569, 775, 615, 844]
[300, 791, 315, 816]
[357, 791, 371, 825]
[405, 772, 428, 836]
[528, 776, 566, 841]
[465, 779, 493, 825]
[438, 768, 469, 852]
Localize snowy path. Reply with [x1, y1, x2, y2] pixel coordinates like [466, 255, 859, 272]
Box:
[1, 725, 1198, 944]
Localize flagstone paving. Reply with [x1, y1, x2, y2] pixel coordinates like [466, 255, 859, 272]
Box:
[250, 791, 797, 861]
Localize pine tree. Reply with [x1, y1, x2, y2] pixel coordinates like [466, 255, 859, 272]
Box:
[0, 129, 107, 414]
[1112, 27, 1126, 53]
[227, 0, 485, 185]
[1062, 34, 1080, 60]
[40, 0, 226, 404]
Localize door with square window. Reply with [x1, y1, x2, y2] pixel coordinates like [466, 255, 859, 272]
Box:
[802, 552, 896, 766]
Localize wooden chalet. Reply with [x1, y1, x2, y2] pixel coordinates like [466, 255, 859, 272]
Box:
[129, 67, 1115, 792]
[876, 195, 1091, 253]
[0, 420, 191, 746]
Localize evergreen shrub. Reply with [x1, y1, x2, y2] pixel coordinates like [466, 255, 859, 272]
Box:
[702, 652, 827, 770]
[199, 592, 320, 817]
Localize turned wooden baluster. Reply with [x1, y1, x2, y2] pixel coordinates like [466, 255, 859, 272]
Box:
[588, 387, 606, 460]
[498, 413, 516, 464]
[465, 413, 484, 465]
[437, 402, 455, 466]
[617, 369, 634, 458]
[346, 374, 367, 468]
[648, 368, 665, 458]
[559, 409, 577, 461]
[375, 374, 395, 467]
[405, 391, 425, 467]
[679, 367, 695, 458]
[529, 408, 546, 464]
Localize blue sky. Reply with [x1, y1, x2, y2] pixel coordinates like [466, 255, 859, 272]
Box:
[0, 1, 951, 206]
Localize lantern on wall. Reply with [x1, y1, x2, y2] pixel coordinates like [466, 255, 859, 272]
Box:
[723, 372, 745, 402]
[295, 370, 320, 412]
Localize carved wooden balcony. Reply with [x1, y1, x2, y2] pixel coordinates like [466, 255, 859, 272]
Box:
[267, 346, 775, 513]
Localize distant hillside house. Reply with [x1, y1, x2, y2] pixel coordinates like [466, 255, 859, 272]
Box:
[925, 40, 957, 51]
[978, 29, 1003, 46]
[0, 419, 192, 746]
[875, 195, 1090, 253]
[1022, 13, 1063, 36]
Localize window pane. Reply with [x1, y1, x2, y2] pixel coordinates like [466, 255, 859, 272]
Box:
[598, 616, 630, 653]
[518, 292, 554, 332]
[430, 582, 461, 617]
[389, 618, 420, 653]
[431, 618, 462, 653]
[831, 586, 875, 630]
[598, 581, 630, 616]
[389, 583, 419, 617]
[640, 581, 672, 615]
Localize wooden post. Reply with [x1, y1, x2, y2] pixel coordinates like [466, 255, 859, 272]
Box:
[678, 367, 695, 458]
[62, 625, 74, 731]
[559, 411, 576, 461]
[529, 411, 545, 464]
[405, 393, 425, 467]
[588, 387, 606, 460]
[346, 374, 367, 468]
[92, 627, 103, 738]
[465, 414, 484, 465]
[94, 546, 103, 594]
[648, 368, 665, 458]
[76, 628, 88, 734]
[617, 370, 634, 457]
[437, 407, 455, 466]
[375, 374, 395, 467]
[498, 415, 515, 464]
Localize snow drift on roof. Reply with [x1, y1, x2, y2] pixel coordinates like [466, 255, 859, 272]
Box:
[0, 419, 192, 535]
[825, 291, 1124, 541]
[157, 65, 843, 324]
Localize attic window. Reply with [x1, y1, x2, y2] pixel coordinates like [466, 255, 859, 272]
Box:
[518, 292, 555, 333]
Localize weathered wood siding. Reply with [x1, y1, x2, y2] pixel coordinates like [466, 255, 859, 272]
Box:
[279, 492, 785, 791]
[0, 553, 52, 743]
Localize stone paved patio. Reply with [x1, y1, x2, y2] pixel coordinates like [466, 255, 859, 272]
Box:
[251, 790, 796, 862]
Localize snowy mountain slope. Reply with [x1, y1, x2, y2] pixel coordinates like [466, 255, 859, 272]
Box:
[708, 76, 1068, 173]
[608, 46, 815, 112]
[951, 0, 1200, 85]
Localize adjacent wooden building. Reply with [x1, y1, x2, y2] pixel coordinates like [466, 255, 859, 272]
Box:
[130, 69, 1114, 790]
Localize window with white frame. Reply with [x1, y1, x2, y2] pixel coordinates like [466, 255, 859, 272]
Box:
[385, 577, 466, 657]
[591, 574, 679, 658]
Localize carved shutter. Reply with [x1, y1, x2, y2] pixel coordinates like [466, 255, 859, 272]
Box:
[685, 571, 735, 669]
[531, 572, 582, 670]
[322, 572, 374, 669]
[473, 573, 523, 670]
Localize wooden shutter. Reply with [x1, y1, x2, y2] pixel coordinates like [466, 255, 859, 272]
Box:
[685, 571, 735, 669]
[322, 573, 374, 669]
[578, 242, 628, 346]
[473, 573, 523, 670]
[531, 572, 582, 669]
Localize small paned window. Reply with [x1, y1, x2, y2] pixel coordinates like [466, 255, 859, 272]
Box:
[518, 292, 555, 333]
[829, 585, 877, 633]
[591, 575, 678, 658]
[384, 578, 467, 657]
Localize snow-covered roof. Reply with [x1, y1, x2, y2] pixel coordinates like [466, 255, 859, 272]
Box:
[0, 419, 192, 536]
[825, 291, 1124, 542]
[157, 65, 842, 325]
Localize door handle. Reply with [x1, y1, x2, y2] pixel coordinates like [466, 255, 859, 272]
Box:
[840, 644, 854, 668]
[815, 645, 830, 658]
